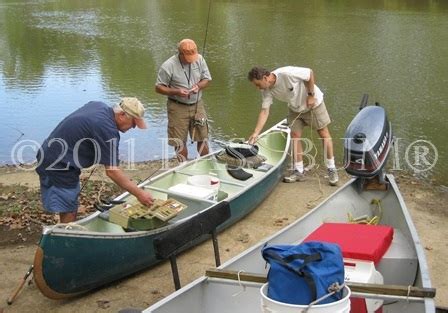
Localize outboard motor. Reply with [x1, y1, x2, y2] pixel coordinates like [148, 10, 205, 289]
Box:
[344, 95, 393, 187]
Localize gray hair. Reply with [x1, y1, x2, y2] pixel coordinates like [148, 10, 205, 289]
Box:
[113, 104, 124, 113]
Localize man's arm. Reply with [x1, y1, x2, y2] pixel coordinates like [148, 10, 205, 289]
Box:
[190, 79, 210, 94]
[304, 69, 316, 108]
[155, 84, 190, 98]
[105, 166, 154, 206]
[248, 108, 270, 144]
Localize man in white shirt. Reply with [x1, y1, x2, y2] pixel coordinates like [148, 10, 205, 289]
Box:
[247, 66, 338, 186]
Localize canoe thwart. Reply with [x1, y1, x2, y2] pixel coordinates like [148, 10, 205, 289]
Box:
[205, 268, 436, 299]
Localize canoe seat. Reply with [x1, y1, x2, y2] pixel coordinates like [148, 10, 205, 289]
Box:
[304, 222, 394, 264]
[153, 201, 231, 290]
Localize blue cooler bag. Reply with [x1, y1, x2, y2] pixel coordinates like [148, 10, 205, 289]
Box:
[262, 241, 344, 305]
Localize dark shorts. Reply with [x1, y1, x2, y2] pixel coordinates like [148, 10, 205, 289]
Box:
[167, 98, 208, 146]
[287, 101, 331, 132]
[39, 174, 80, 213]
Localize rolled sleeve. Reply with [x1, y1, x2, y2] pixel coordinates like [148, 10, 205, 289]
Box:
[155, 66, 171, 86]
[199, 56, 212, 81]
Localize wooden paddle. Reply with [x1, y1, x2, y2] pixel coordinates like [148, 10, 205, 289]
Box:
[205, 268, 436, 299]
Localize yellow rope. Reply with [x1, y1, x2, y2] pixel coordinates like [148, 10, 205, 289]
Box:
[347, 198, 383, 225]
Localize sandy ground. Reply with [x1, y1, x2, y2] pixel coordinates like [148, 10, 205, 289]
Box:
[0, 165, 447, 312]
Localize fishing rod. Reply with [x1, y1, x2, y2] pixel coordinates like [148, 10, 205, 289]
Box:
[6, 265, 33, 305]
[6, 125, 25, 143]
[191, 0, 213, 144]
[201, 0, 213, 58]
[94, 162, 166, 212]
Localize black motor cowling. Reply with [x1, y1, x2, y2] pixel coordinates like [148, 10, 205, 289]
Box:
[344, 100, 392, 180]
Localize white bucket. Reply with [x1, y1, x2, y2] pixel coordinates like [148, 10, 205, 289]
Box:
[187, 175, 220, 191]
[260, 283, 351, 313]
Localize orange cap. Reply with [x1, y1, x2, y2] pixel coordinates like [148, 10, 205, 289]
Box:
[178, 39, 198, 63]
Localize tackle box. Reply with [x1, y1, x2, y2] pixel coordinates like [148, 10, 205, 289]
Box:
[109, 198, 187, 230]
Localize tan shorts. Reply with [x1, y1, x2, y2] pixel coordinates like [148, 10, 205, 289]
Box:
[167, 98, 208, 146]
[287, 101, 331, 133]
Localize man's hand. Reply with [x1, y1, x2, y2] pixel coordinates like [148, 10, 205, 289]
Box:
[189, 84, 200, 94]
[136, 190, 154, 207]
[306, 95, 316, 108]
[178, 88, 191, 98]
[248, 132, 259, 145]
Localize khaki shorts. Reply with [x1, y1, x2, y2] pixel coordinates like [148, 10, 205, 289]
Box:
[287, 101, 331, 133]
[167, 98, 208, 146]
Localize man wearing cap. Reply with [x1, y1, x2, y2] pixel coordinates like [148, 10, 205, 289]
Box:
[155, 38, 212, 161]
[35, 98, 154, 223]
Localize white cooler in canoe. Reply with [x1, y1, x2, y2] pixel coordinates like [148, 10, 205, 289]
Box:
[168, 183, 218, 201]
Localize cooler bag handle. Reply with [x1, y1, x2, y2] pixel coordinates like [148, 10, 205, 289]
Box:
[264, 250, 321, 301]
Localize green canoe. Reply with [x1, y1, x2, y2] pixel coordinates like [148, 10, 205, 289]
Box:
[33, 120, 291, 299]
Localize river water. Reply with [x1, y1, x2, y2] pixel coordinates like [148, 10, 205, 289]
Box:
[0, 0, 447, 184]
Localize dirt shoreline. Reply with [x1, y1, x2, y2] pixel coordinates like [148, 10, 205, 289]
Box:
[0, 162, 447, 312]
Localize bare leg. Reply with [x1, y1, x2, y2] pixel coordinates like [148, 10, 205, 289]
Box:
[317, 127, 334, 160]
[59, 212, 77, 223]
[176, 143, 188, 162]
[283, 131, 306, 183]
[317, 126, 338, 186]
[197, 141, 209, 156]
[291, 131, 303, 164]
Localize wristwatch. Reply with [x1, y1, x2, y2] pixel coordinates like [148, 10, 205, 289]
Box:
[307, 92, 315, 96]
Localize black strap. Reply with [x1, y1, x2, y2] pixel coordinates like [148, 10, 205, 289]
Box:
[283, 253, 322, 264]
[226, 166, 253, 181]
[264, 250, 321, 301]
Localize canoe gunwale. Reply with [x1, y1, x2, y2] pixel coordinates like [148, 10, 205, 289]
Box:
[386, 176, 434, 310]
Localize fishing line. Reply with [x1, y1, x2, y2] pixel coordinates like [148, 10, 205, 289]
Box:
[139, 162, 166, 183]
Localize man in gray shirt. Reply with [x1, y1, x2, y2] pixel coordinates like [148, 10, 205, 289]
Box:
[155, 39, 212, 161]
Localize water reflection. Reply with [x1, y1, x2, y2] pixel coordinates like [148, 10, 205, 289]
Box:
[0, 0, 447, 184]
